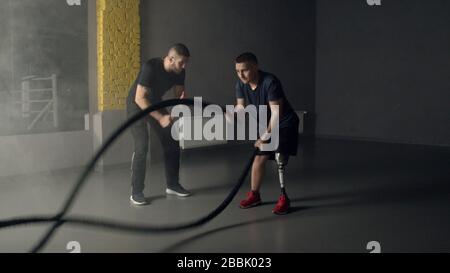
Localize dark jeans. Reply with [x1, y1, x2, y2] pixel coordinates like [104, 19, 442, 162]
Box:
[129, 114, 180, 195]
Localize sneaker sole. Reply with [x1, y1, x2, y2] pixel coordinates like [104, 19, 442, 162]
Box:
[239, 201, 261, 209]
[130, 196, 147, 206]
[166, 189, 191, 197]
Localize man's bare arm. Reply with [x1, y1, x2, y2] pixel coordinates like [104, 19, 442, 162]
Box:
[174, 85, 186, 99]
[135, 84, 167, 123]
[264, 99, 283, 138]
[254, 99, 282, 149]
[236, 98, 245, 111]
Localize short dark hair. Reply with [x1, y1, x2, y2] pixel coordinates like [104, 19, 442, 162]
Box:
[235, 52, 258, 65]
[171, 43, 190, 57]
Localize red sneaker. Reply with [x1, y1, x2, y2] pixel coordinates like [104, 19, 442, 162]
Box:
[272, 194, 290, 215]
[239, 191, 261, 209]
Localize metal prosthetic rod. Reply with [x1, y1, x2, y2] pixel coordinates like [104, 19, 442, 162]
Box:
[275, 153, 289, 196]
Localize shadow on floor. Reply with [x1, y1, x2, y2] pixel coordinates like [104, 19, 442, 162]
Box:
[160, 178, 450, 252]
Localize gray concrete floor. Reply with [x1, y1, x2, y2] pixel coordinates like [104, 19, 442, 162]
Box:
[0, 139, 449, 253]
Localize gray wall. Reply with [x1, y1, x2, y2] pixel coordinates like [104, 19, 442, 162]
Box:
[0, 0, 89, 136]
[316, 0, 450, 146]
[0, 131, 92, 177]
[0, 0, 94, 177]
[140, 0, 316, 111]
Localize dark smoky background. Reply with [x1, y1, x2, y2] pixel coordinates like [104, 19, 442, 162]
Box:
[0, 0, 88, 136]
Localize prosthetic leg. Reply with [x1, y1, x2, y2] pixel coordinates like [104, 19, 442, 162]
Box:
[275, 153, 289, 195]
[274, 153, 291, 214]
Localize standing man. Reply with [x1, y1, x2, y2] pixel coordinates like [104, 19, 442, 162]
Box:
[234, 52, 300, 215]
[126, 43, 191, 206]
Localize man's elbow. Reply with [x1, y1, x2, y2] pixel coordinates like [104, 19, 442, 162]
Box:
[135, 97, 146, 108]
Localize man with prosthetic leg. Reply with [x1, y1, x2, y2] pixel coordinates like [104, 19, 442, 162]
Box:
[233, 53, 299, 215]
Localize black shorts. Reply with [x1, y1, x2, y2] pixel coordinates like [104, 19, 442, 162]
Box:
[256, 115, 299, 160]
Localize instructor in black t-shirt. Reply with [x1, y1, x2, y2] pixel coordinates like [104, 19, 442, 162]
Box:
[126, 43, 191, 206]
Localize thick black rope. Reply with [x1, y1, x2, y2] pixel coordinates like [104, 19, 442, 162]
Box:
[0, 148, 255, 233]
[0, 99, 256, 252]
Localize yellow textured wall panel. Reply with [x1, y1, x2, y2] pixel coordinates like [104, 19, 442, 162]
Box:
[97, 0, 140, 111]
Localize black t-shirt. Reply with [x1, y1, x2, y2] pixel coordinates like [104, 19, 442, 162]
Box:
[126, 58, 185, 113]
[235, 71, 297, 128]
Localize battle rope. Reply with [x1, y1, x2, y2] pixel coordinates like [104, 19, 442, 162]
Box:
[0, 99, 256, 253]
